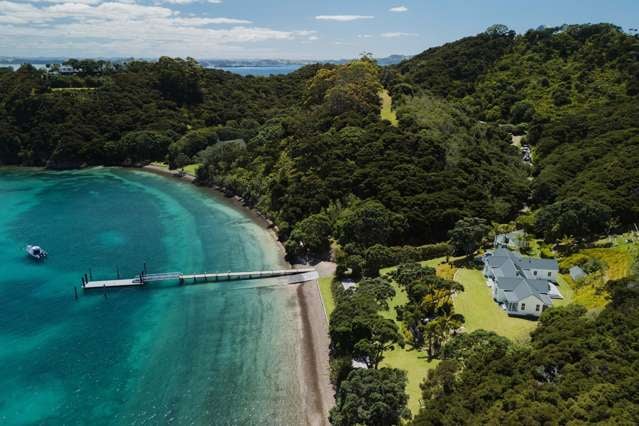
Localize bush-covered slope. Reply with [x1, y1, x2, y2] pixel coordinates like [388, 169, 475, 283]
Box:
[394, 24, 639, 123]
[412, 279, 639, 425]
[530, 101, 639, 223]
[394, 23, 639, 228]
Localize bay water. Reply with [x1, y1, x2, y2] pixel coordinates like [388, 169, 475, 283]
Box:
[0, 168, 304, 425]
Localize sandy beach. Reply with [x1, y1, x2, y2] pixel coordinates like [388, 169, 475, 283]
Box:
[142, 164, 334, 424]
[295, 280, 334, 425]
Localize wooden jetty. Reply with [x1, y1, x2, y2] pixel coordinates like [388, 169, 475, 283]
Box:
[82, 268, 317, 290]
[83, 278, 142, 290]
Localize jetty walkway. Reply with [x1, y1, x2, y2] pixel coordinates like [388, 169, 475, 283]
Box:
[82, 268, 318, 290]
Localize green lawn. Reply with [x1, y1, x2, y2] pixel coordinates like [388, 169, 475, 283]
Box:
[182, 163, 201, 176]
[552, 274, 575, 308]
[379, 259, 453, 416]
[51, 87, 96, 92]
[377, 275, 433, 415]
[380, 90, 398, 126]
[318, 276, 336, 317]
[380, 347, 438, 416]
[453, 269, 538, 343]
[149, 162, 200, 176]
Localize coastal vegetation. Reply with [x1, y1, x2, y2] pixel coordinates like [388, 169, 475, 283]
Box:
[2, 22, 639, 425]
[412, 279, 639, 425]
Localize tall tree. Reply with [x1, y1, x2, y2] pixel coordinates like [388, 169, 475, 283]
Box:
[448, 217, 491, 256]
[354, 317, 404, 369]
[330, 368, 410, 426]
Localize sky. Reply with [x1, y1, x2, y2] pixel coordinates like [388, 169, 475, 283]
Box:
[0, 0, 638, 60]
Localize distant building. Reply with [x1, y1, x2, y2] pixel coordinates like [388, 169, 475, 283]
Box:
[483, 248, 560, 318]
[341, 279, 357, 291]
[56, 65, 78, 75]
[351, 359, 368, 369]
[569, 266, 587, 281]
[494, 231, 524, 250]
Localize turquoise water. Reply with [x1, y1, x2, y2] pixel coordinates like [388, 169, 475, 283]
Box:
[0, 168, 304, 425]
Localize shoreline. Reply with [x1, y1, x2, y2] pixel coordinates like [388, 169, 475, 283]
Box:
[142, 164, 334, 423]
[296, 281, 334, 426]
[2, 164, 335, 422]
[141, 164, 289, 269]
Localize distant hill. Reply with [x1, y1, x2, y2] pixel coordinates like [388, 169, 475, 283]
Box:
[1, 55, 412, 69]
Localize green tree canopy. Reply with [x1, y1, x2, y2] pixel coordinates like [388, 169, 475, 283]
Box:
[284, 212, 333, 259]
[330, 368, 410, 426]
[448, 217, 491, 256]
[336, 200, 408, 249]
[535, 197, 612, 242]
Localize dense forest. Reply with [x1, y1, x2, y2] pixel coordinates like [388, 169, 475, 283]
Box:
[1, 24, 636, 258]
[2, 23, 639, 424]
[391, 23, 639, 236]
[413, 278, 639, 425]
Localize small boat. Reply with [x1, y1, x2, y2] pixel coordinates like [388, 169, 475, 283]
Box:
[26, 245, 47, 260]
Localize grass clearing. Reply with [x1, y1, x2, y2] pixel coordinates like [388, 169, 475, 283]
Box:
[318, 276, 336, 317]
[453, 269, 538, 343]
[560, 244, 634, 309]
[50, 87, 96, 92]
[380, 89, 398, 126]
[149, 162, 200, 176]
[378, 256, 453, 415]
[182, 163, 201, 176]
[380, 348, 438, 415]
[376, 274, 429, 415]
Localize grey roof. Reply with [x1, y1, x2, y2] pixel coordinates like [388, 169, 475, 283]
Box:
[504, 291, 521, 303]
[489, 248, 558, 272]
[486, 250, 520, 277]
[514, 256, 559, 271]
[512, 281, 534, 301]
[485, 247, 557, 305]
[570, 266, 587, 281]
[526, 279, 550, 294]
[507, 281, 550, 305]
[538, 294, 553, 305]
[496, 277, 526, 291]
[494, 260, 518, 278]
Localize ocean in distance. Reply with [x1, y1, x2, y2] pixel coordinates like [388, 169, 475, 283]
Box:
[0, 63, 303, 77]
[0, 167, 308, 425]
[206, 65, 302, 76]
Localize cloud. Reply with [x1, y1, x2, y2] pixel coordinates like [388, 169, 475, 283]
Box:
[380, 32, 418, 38]
[389, 6, 408, 13]
[21, 0, 104, 4]
[159, 0, 196, 4]
[156, 0, 222, 3]
[357, 34, 373, 39]
[172, 17, 253, 25]
[0, 1, 314, 57]
[315, 15, 373, 22]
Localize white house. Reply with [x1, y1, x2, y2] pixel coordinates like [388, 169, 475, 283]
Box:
[483, 248, 560, 318]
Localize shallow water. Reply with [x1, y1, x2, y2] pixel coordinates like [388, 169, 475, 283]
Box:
[0, 168, 303, 425]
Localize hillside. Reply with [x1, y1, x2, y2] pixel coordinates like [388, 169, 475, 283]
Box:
[392, 23, 639, 229]
[3, 22, 639, 426]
